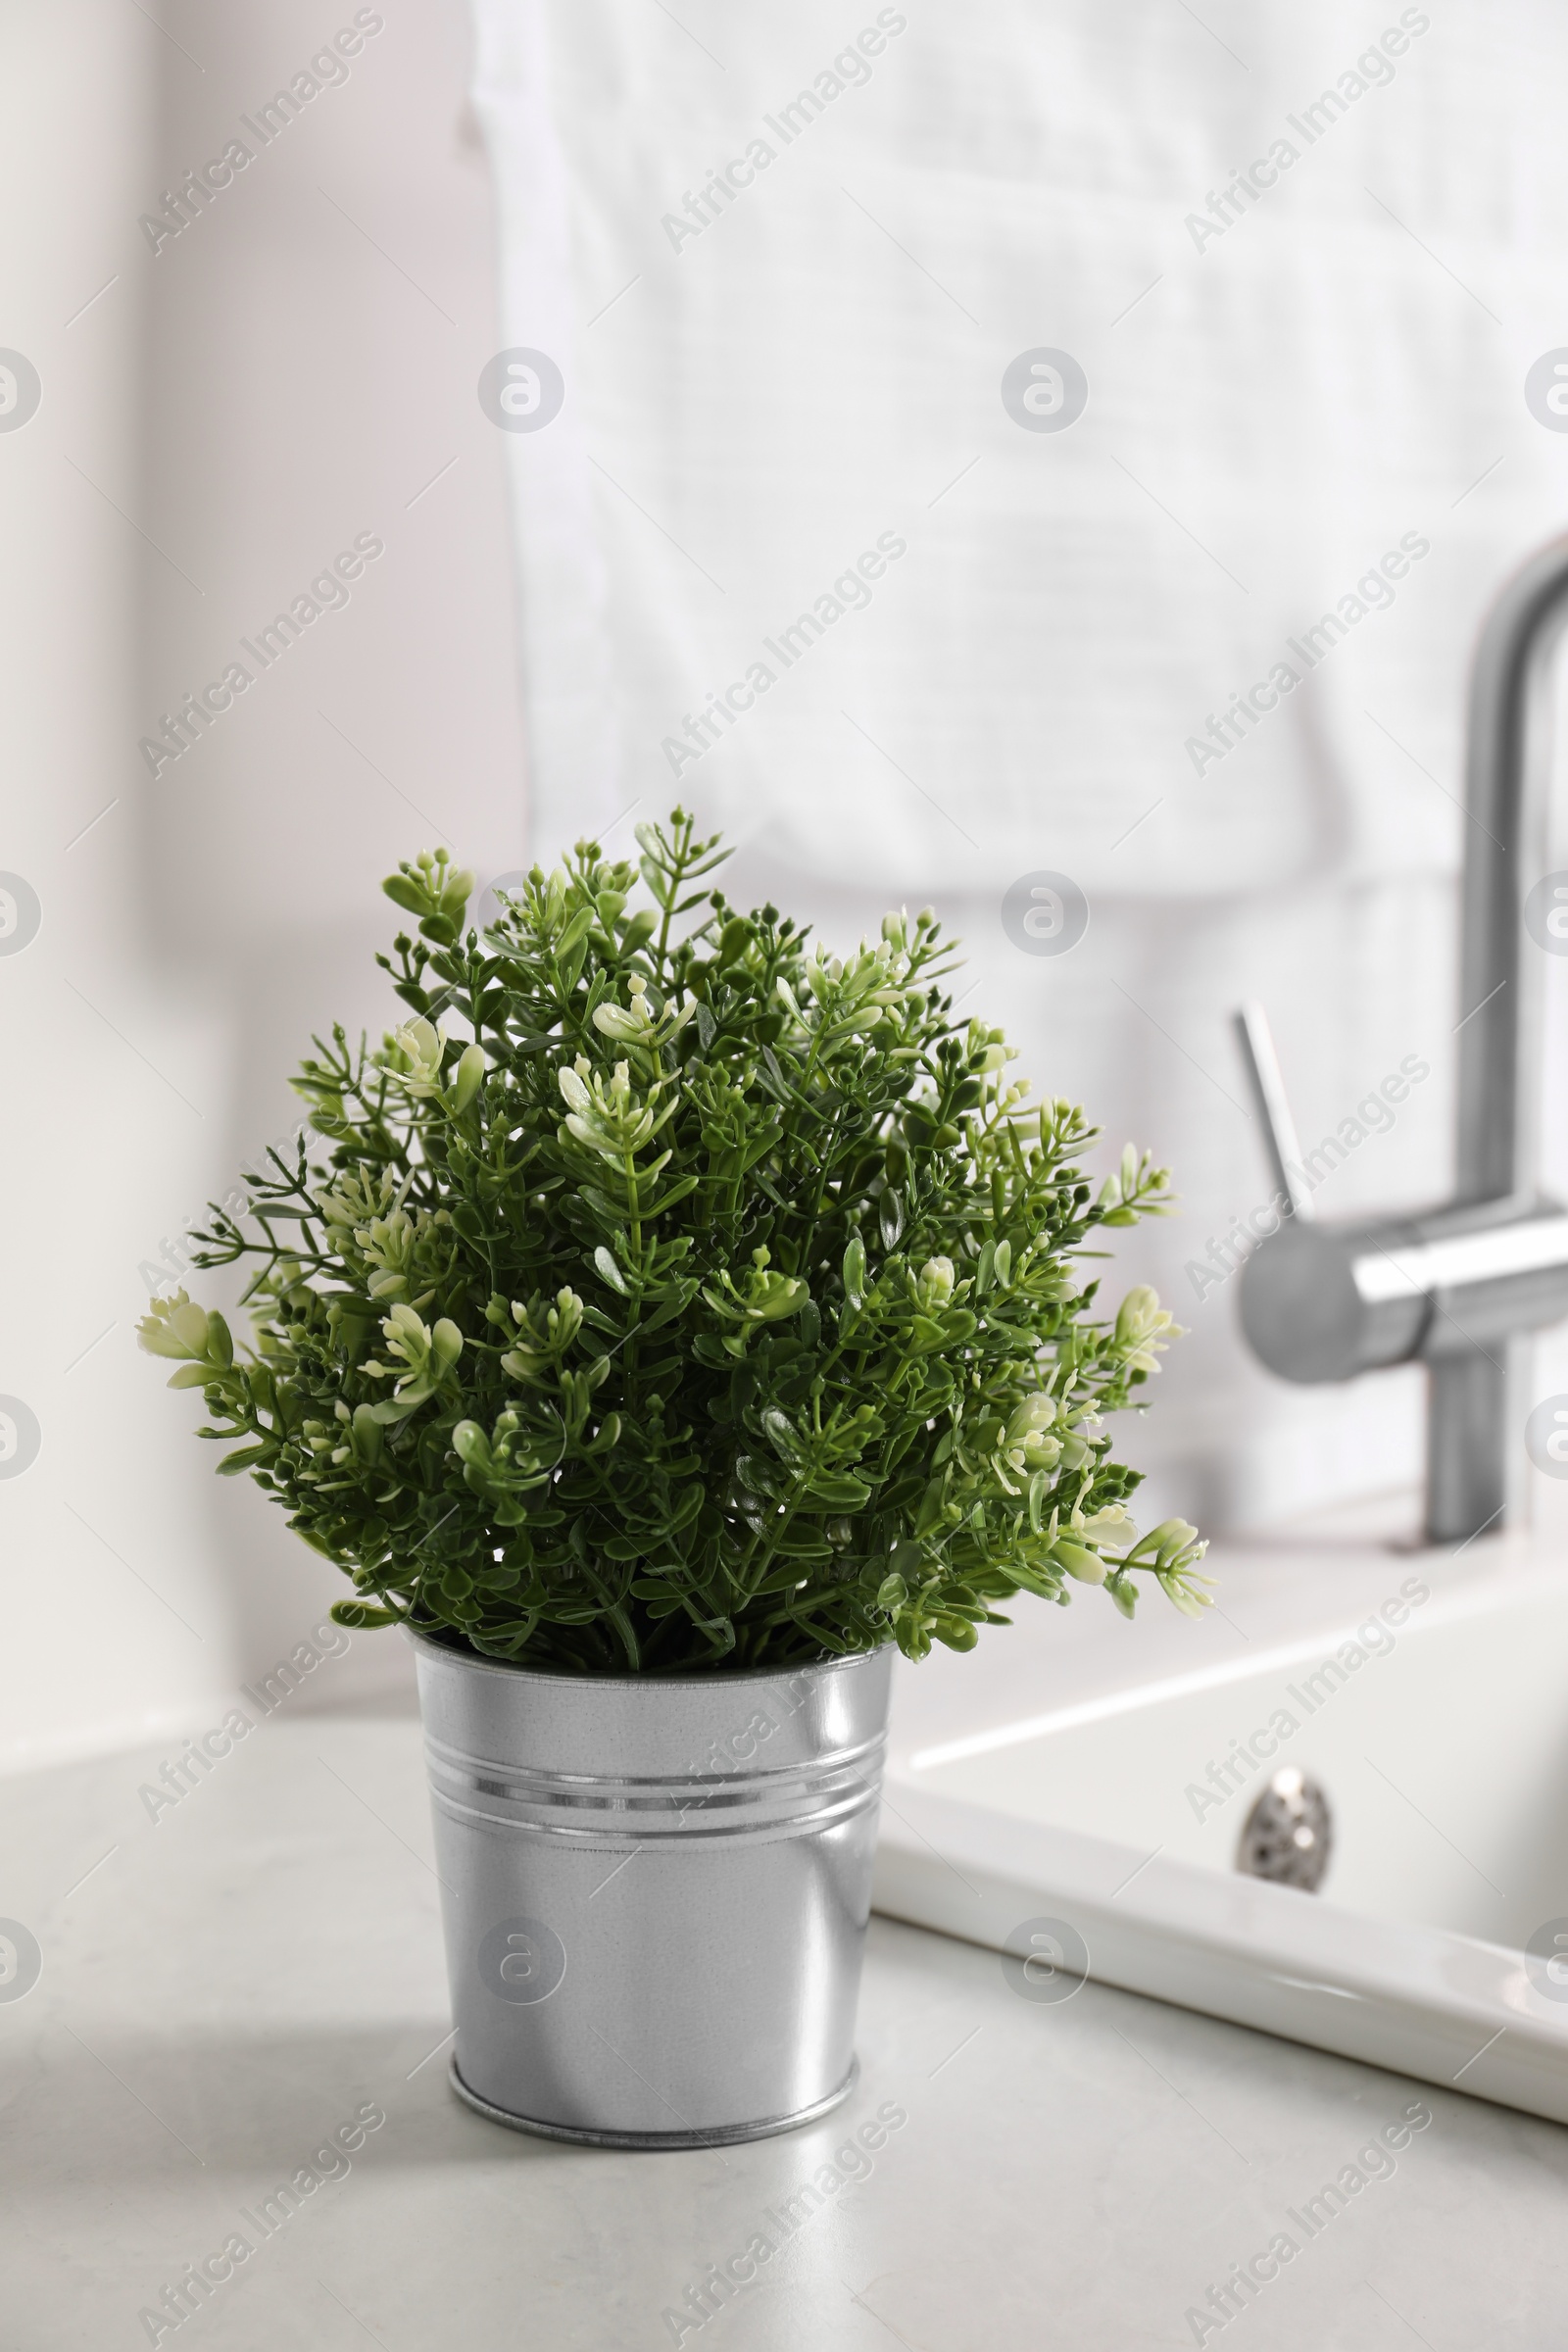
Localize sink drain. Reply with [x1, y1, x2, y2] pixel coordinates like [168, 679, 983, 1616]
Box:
[1237, 1767, 1332, 1891]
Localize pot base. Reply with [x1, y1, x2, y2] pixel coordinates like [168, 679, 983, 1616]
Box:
[448, 2052, 859, 2149]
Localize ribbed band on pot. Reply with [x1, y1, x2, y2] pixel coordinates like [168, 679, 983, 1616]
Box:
[422, 1725, 888, 1844]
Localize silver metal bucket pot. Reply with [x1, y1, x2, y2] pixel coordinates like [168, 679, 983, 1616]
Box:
[408, 1631, 893, 2148]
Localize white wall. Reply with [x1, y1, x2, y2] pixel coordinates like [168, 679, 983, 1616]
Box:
[0, 0, 525, 1770]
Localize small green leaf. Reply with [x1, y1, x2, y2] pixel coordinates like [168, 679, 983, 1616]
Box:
[802, 1473, 871, 1509]
[555, 904, 595, 956]
[1049, 1540, 1105, 1586]
[932, 1613, 979, 1651]
[452, 1421, 492, 1469]
[594, 1246, 629, 1295]
[770, 1525, 832, 1559]
[761, 1406, 804, 1466]
[217, 1442, 271, 1475]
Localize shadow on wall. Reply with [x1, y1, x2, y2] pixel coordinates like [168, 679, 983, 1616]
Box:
[133, 0, 526, 1707]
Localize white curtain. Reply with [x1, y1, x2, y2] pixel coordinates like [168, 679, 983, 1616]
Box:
[470, 0, 1568, 1532]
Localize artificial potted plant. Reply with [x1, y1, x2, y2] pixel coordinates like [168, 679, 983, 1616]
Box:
[140, 810, 1209, 2146]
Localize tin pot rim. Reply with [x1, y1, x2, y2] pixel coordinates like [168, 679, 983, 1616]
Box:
[401, 1620, 891, 1690]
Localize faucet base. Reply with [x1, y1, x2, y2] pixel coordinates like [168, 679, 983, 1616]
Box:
[1427, 1351, 1507, 1545]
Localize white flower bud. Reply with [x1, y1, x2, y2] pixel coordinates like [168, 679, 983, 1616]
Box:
[916, 1255, 956, 1307]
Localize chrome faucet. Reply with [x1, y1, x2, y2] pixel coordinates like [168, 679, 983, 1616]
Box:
[1233, 535, 1568, 1544]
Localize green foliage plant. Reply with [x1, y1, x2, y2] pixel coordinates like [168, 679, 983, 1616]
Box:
[139, 812, 1211, 1674]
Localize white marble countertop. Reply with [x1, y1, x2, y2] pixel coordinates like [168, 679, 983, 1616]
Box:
[7, 1697, 1568, 2351]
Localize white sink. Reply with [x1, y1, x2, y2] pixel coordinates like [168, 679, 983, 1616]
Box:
[874, 1508, 1568, 2126]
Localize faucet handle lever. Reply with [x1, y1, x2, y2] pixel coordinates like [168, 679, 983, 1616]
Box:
[1232, 1003, 1315, 1223]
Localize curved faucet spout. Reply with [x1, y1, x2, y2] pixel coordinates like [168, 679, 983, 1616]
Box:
[1235, 534, 1568, 1546]
[1456, 533, 1568, 1203]
[1427, 537, 1568, 1541]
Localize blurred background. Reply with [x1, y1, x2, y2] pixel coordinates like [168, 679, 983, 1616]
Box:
[8, 0, 1568, 1769]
